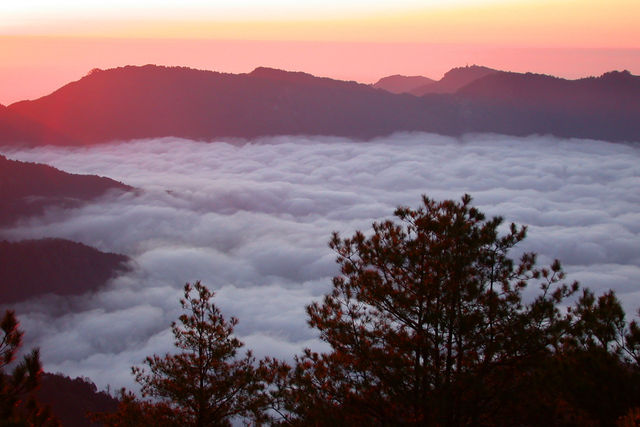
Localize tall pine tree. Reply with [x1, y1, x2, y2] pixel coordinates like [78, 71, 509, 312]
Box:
[268, 195, 637, 425]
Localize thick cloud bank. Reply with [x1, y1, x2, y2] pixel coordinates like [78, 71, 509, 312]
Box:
[2, 133, 639, 391]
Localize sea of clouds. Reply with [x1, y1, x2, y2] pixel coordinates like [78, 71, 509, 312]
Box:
[1, 132, 639, 391]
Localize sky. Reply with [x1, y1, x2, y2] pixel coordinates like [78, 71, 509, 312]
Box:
[1, 0, 640, 104]
[2, 133, 639, 391]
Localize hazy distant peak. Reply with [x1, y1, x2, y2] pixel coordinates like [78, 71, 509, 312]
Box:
[250, 66, 310, 78]
[410, 64, 499, 96]
[442, 64, 498, 78]
[601, 69, 632, 76]
[373, 75, 436, 94]
[598, 69, 635, 81]
[439, 65, 500, 87]
[85, 67, 105, 76]
[251, 66, 300, 76]
[248, 66, 334, 85]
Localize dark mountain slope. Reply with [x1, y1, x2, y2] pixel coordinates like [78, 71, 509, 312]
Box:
[373, 75, 436, 94]
[0, 238, 130, 304]
[0, 154, 131, 226]
[411, 65, 498, 96]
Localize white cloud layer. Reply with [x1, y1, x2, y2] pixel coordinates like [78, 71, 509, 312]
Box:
[1, 133, 639, 391]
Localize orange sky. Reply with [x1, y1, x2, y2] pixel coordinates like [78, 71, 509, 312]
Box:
[1, 0, 639, 104]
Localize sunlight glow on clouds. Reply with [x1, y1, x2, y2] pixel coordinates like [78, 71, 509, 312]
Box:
[1, 133, 639, 391]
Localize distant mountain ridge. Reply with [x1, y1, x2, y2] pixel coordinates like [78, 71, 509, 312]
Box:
[3, 64, 639, 144]
[0, 154, 131, 226]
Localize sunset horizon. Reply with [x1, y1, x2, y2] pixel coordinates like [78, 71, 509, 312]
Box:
[2, 0, 639, 104]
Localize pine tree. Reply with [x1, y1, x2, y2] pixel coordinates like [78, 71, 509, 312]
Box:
[97, 282, 269, 426]
[270, 195, 583, 425]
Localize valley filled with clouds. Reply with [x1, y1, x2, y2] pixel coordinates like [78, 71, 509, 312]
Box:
[2, 132, 639, 391]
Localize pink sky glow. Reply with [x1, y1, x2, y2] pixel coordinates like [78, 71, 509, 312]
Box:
[1, 0, 639, 104]
[2, 38, 639, 105]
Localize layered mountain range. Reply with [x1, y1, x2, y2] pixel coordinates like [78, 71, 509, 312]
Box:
[1, 64, 638, 145]
[0, 153, 129, 425]
[0, 155, 132, 304]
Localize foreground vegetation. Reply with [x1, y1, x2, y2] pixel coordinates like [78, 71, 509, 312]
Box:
[4, 195, 640, 425]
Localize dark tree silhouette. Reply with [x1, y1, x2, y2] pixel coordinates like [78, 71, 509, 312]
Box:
[95, 282, 268, 426]
[267, 195, 640, 425]
[90, 389, 178, 427]
[0, 310, 59, 426]
[36, 373, 118, 427]
[92, 195, 640, 426]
